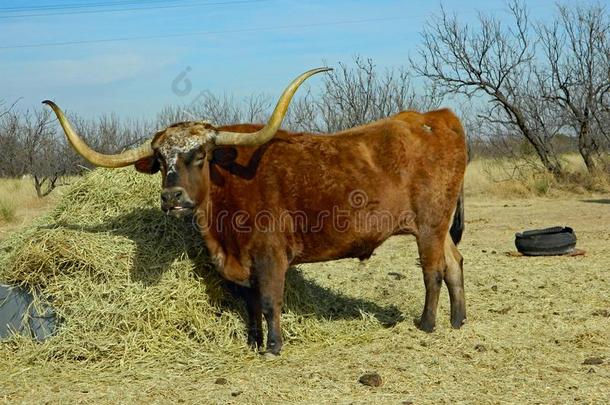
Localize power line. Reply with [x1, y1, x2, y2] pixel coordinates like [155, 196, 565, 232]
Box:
[0, 0, 180, 13]
[0, 16, 412, 50]
[0, 0, 267, 19]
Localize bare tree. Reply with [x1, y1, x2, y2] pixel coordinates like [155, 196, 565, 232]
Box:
[285, 88, 321, 132]
[0, 98, 19, 120]
[239, 94, 273, 124]
[155, 57, 441, 136]
[536, 3, 610, 172]
[0, 109, 64, 196]
[288, 56, 443, 133]
[412, 1, 565, 177]
[0, 111, 22, 177]
[0, 105, 155, 196]
[197, 93, 272, 125]
[155, 105, 193, 128]
[65, 112, 153, 169]
[157, 93, 272, 128]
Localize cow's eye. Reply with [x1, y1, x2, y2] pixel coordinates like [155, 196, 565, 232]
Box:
[193, 152, 205, 167]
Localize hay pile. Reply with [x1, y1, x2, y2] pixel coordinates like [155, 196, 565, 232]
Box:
[0, 169, 386, 370]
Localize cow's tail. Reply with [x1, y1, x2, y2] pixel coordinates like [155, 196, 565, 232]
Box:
[449, 187, 464, 245]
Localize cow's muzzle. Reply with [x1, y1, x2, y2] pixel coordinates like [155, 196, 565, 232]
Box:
[161, 187, 195, 217]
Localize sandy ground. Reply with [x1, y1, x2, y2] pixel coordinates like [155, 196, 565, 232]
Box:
[1, 195, 609, 404]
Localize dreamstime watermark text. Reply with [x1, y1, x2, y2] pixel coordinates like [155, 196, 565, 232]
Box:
[190, 189, 416, 235]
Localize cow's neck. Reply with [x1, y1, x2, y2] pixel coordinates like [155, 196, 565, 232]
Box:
[195, 171, 253, 286]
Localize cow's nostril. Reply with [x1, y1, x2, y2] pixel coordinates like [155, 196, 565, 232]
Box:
[162, 187, 186, 205]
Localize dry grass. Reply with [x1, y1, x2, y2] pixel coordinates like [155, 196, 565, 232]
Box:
[0, 199, 17, 223]
[0, 177, 62, 240]
[1, 168, 609, 404]
[465, 154, 610, 198]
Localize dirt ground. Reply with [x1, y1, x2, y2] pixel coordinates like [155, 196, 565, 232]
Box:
[1, 195, 609, 404]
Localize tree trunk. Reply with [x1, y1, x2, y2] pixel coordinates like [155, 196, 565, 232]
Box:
[577, 118, 598, 173]
[500, 99, 564, 178]
[33, 175, 58, 198]
[529, 138, 564, 178]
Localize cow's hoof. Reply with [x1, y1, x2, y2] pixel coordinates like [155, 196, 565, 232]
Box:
[263, 352, 280, 360]
[247, 334, 263, 350]
[416, 317, 435, 333]
[451, 316, 466, 329]
[265, 340, 283, 356]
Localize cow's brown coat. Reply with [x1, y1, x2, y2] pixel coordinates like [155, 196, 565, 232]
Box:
[139, 108, 467, 354]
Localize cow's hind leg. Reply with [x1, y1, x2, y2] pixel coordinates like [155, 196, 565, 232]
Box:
[254, 251, 288, 355]
[416, 232, 446, 332]
[444, 237, 466, 328]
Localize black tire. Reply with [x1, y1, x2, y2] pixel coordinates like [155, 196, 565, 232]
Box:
[515, 226, 576, 256]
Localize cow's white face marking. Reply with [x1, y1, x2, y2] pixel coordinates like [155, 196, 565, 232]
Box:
[155, 124, 215, 173]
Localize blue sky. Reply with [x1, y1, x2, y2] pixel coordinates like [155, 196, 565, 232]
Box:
[0, 0, 580, 120]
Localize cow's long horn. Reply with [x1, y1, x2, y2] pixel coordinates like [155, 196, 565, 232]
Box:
[42, 100, 154, 168]
[214, 67, 332, 146]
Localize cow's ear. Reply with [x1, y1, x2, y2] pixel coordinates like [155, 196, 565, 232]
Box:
[134, 156, 160, 174]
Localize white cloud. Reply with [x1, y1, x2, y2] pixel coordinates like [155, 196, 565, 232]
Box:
[44, 54, 163, 85]
[1, 51, 174, 89]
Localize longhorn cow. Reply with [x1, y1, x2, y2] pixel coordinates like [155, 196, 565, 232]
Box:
[43, 68, 467, 355]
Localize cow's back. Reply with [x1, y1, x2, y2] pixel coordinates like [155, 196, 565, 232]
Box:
[211, 110, 467, 264]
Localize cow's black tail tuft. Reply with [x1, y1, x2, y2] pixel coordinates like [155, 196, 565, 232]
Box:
[449, 187, 464, 245]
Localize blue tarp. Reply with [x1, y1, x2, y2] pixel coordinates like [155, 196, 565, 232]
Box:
[0, 284, 58, 341]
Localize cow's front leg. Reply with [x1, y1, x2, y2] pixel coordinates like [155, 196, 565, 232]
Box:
[254, 251, 288, 355]
[241, 285, 263, 349]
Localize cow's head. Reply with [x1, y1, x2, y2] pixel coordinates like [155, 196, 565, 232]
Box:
[43, 68, 330, 217]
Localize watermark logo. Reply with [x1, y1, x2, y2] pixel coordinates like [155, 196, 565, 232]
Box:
[348, 189, 368, 208]
[170, 66, 213, 120]
[171, 66, 193, 97]
[190, 189, 416, 235]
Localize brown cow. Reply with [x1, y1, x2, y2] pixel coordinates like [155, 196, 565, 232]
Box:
[43, 68, 467, 355]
